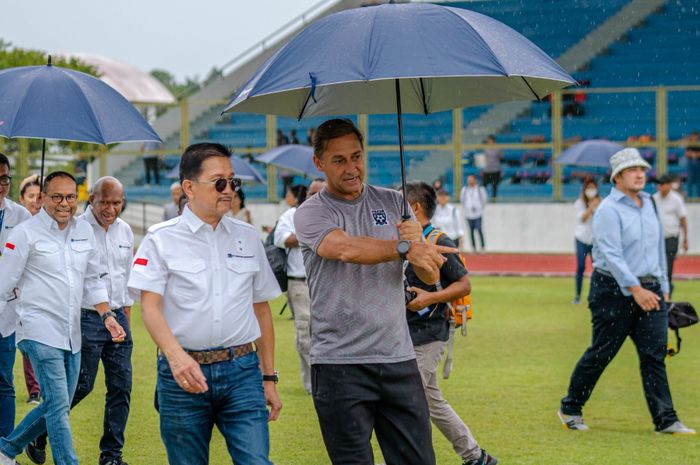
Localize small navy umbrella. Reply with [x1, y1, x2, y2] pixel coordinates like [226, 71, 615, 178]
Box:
[555, 139, 624, 167]
[256, 144, 322, 179]
[0, 57, 161, 184]
[166, 156, 267, 184]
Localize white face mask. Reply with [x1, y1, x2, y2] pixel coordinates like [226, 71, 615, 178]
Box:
[671, 182, 681, 190]
[584, 188, 598, 200]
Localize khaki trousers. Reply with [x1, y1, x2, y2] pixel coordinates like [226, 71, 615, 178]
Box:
[287, 279, 311, 393]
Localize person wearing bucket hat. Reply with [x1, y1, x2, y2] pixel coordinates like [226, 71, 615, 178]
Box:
[653, 174, 688, 297]
[558, 148, 695, 435]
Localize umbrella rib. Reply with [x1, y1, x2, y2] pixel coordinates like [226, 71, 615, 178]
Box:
[419, 78, 429, 115]
[521, 76, 541, 101]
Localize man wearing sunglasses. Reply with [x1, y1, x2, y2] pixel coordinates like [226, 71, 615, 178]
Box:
[0, 153, 32, 443]
[128, 143, 282, 465]
[0, 171, 126, 465]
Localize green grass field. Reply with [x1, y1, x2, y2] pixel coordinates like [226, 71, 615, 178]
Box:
[12, 277, 700, 464]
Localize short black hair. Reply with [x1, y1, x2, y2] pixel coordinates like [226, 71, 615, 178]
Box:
[313, 118, 363, 158]
[405, 181, 437, 219]
[0, 152, 9, 170]
[234, 186, 246, 208]
[288, 184, 308, 206]
[42, 171, 77, 192]
[179, 143, 231, 184]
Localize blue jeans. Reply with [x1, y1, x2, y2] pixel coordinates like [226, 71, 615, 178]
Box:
[467, 218, 484, 251]
[0, 340, 81, 465]
[574, 239, 593, 298]
[156, 351, 271, 465]
[0, 332, 16, 438]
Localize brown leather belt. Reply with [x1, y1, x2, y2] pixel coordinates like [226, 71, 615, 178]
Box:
[185, 342, 255, 365]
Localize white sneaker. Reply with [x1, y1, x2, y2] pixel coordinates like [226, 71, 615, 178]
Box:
[558, 409, 589, 431]
[657, 421, 696, 435]
[0, 451, 17, 465]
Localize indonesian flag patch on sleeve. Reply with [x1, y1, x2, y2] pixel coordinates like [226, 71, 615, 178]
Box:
[134, 257, 148, 266]
[5, 242, 15, 250]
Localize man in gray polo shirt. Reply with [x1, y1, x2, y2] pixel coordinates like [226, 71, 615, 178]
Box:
[295, 118, 455, 465]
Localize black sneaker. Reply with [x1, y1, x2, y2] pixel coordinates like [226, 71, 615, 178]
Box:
[100, 458, 129, 465]
[24, 439, 46, 465]
[463, 449, 498, 465]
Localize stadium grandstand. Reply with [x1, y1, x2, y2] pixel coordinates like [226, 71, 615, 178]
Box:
[111, 0, 700, 204]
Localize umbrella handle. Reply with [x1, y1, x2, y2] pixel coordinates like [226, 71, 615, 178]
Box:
[395, 79, 410, 220]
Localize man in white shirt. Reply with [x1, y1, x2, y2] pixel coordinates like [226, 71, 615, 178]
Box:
[28, 176, 135, 465]
[460, 175, 488, 253]
[653, 174, 689, 297]
[432, 189, 464, 249]
[0, 171, 126, 465]
[274, 185, 311, 394]
[0, 153, 31, 441]
[162, 181, 181, 221]
[128, 143, 282, 465]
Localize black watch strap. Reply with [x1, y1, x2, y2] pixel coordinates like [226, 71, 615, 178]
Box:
[100, 310, 117, 323]
[262, 371, 279, 384]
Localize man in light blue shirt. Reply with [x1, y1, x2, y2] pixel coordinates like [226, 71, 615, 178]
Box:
[558, 148, 695, 436]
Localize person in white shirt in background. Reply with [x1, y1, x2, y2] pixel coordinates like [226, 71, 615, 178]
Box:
[0, 153, 32, 443]
[162, 182, 182, 221]
[29, 176, 135, 465]
[653, 174, 688, 298]
[432, 190, 464, 249]
[0, 171, 125, 465]
[460, 175, 488, 253]
[572, 178, 601, 304]
[275, 184, 311, 394]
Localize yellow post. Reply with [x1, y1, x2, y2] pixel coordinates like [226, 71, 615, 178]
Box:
[452, 108, 464, 199]
[358, 114, 369, 174]
[266, 115, 278, 202]
[17, 139, 29, 179]
[655, 86, 668, 176]
[179, 98, 190, 152]
[551, 91, 563, 201]
[99, 145, 108, 178]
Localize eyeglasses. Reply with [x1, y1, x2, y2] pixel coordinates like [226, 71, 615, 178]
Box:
[48, 193, 78, 204]
[195, 177, 242, 193]
[0, 176, 11, 187]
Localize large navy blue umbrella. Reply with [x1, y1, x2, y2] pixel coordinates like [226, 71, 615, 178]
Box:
[256, 144, 322, 178]
[166, 156, 266, 184]
[555, 140, 624, 167]
[224, 3, 575, 216]
[0, 57, 161, 183]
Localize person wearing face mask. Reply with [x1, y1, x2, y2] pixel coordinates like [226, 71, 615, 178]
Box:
[572, 178, 601, 304]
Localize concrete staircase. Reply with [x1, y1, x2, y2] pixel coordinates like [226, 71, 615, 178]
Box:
[406, 0, 669, 186]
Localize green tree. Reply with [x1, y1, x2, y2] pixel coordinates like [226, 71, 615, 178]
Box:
[0, 39, 98, 75]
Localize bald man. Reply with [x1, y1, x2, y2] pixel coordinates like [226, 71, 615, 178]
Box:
[28, 177, 135, 465]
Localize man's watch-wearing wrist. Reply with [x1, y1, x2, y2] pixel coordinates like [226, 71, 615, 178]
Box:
[397, 240, 411, 261]
[100, 310, 117, 323]
[262, 370, 279, 384]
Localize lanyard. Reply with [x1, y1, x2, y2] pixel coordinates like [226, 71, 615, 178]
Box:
[0, 208, 4, 235]
[422, 223, 433, 238]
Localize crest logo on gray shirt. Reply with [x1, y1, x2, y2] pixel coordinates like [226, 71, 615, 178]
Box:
[371, 209, 388, 226]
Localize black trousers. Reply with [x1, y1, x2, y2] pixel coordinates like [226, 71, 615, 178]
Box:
[312, 360, 435, 465]
[481, 171, 501, 198]
[143, 157, 160, 185]
[665, 236, 679, 296]
[561, 271, 679, 430]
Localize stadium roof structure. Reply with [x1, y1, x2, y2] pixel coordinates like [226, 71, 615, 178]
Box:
[57, 52, 175, 105]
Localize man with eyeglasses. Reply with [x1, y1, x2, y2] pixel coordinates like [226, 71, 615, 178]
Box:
[128, 143, 282, 465]
[27, 176, 134, 465]
[0, 171, 126, 465]
[0, 153, 32, 444]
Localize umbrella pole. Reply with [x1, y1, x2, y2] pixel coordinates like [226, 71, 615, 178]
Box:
[39, 139, 46, 189]
[395, 79, 410, 220]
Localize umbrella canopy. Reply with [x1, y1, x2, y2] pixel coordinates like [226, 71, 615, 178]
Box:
[0, 58, 161, 182]
[555, 140, 624, 167]
[256, 144, 322, 178]
[166, 156, 267, 184]
[224, 3, 576, 216]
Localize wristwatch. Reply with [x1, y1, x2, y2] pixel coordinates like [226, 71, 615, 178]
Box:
[100, 310, 117, 323]
[396, 240, 411, 261]
[262, 370, 279, 384]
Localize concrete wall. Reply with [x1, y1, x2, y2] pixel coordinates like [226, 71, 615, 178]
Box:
[123, 201, 700, 255]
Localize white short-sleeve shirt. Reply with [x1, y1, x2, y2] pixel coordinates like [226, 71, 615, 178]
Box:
[652, 191, 687, 238]
[127, 206, 281, 351]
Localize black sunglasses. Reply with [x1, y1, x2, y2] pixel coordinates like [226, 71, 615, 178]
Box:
[195, 176, 242, 193]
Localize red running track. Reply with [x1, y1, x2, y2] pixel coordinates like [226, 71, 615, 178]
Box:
[463, 253, 700, 280]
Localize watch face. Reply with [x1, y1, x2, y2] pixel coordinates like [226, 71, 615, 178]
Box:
[398, 240, 410, 254]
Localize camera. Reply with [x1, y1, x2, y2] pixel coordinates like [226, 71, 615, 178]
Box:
[404, 281, 417, 306]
